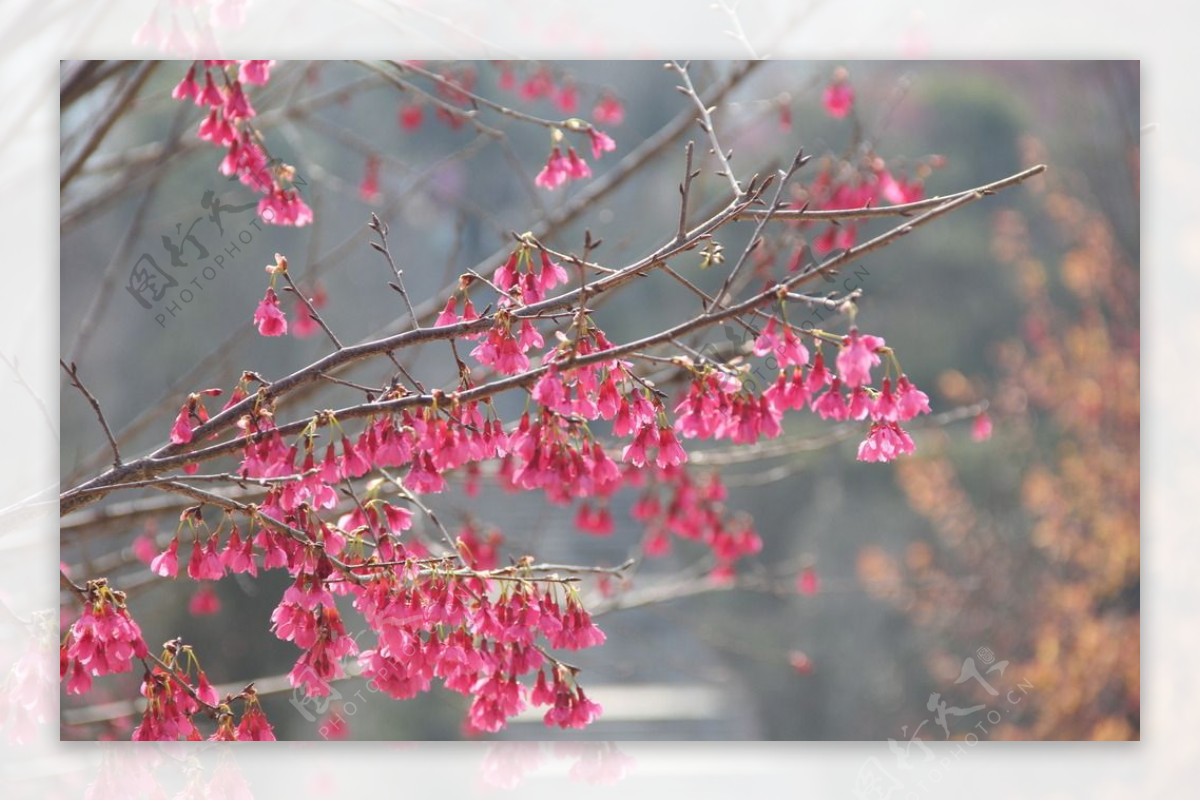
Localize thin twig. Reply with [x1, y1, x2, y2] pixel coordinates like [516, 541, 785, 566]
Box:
[368, 213, 420, 330]
[670, 61, 742, 197]
[676, 140, 698, 243]
[389, 60, 600, 133]
[61, 360, 121, 467]
[736, 164, 1048, 221]
[713, 0, 763, 59]
[280, 269, 342, 349]
[709, 148, 809, 311]
[317, 372, 382, 396]
[60, 61, 157, 190]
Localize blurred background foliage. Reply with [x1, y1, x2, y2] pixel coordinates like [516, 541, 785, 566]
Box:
[60, 60, 1138, 740]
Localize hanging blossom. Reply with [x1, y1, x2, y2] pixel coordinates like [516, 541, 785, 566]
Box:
[61, 580, 149, 696]
[353, 569, 606, 734]
[468, 241, 574, 375]
[629, 466, 763, 581]
[252, 254, 290, 337]
[359, 155, 381, 203]
[592, 93, 625, 126]
[172, 60, 312, 226]
[674, 318, 931, 463]
[792, 156, 938, 256]
[190, 401, 606, 734]
[60, 576, 277, 741]
[131, 637, 276, 741]
[535, 122, 616, 191]
[168, 387, 223, 445]
[253, 288, 288, 337]
[822, 66, 855, 119]
[787, 123, 943, 257]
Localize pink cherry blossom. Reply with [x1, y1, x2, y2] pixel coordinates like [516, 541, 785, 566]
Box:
[359, 155, 381, 202]
[398, 104, 424, 130]
[655, 426, 688, 468]
[812, 378, 850, 420]
[169, 403, 193, 444]
[797, 566, 820, 596]
[534, 147, 569, 190]
[752, 318, 781, 358]
[836, 329, 885, 389]
[238, 60, 274, 86]
[592, 94, 625, 126]
[822, 73, 854, 119]
[564, 147, 591, 180]
[172, 67, 199, 103]
[253, 288, 288, 336]
[895, 374, 931, 420]
[587, 129, 616, 160]
[972, 411, 993, 442]
[257, 189, 313, 227]
[151, 538, 180, 578]
[555, 83, 579, 113]
[62, 586, 149, 692]
[856, 422, 916, 463]
[188, 584, 221, 616]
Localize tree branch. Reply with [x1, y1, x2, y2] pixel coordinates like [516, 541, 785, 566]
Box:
[61, 359, 122, 467]
[670, 60, 742, 197]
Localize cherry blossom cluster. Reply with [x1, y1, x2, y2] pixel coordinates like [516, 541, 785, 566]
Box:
[495, 62, 627, 126]
[822, 66, 855, 119]
[251, 253, 291, 337]
[145, 396, 614, 733]
[391, 63, 481, 133]
[172, 60, 313, 226]
[175, 60, 624, 212]
[632, 467, 762, 581]
[60, 579, 149, 696]
[392, 62, 626, 141]
[132, 639, 275, 741]
[451, 242, 574, 373]
[785, 63, 946, 257]
[115, 231, 934, 738]
[788, 158, 938, 255]
[676, 321, 931, 463]
[139, 455, 609, 735]
[59, 576, 277, 740]
[353, 569, 605, 732]
[71, 61, 968, 739]
[534, 127, 616, 191]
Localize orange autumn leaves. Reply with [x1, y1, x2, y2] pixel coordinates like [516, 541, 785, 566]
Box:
[858, 138, 1139, 740]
